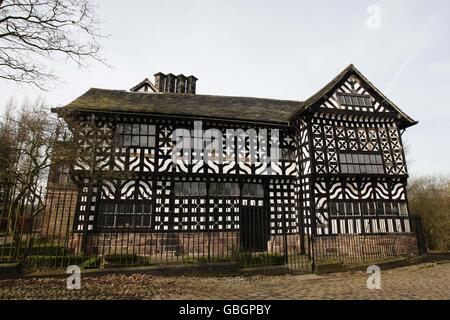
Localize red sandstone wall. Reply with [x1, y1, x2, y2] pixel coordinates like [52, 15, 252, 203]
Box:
[71, 231, 240, 262]
[313, 233, 418, 263]
[41, 187, 78, 240]
[268, 234, 305, 255]
[69, 232, 418, 266]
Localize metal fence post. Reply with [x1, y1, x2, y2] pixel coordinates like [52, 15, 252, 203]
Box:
[412, 216, 426, 255]
[310, 236, 316, 273]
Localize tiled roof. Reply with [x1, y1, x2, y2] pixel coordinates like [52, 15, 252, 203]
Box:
[58, 88, 304, 124]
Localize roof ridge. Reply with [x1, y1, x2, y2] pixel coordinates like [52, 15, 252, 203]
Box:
[88, 87, 305, 103]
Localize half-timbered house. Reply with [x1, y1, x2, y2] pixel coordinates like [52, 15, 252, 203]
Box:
[50, 64, 419, 266]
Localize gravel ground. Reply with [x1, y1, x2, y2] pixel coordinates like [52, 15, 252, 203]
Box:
[1, 261, 450, 300]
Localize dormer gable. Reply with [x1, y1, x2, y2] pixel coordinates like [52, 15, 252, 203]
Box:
[129, 78, 159, 93]
[289, 64, 418, 129]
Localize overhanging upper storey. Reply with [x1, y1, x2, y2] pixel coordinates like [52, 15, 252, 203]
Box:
[289, 64, 418, 129]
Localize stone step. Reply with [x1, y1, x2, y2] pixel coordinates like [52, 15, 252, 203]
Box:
[0, 263, 22, 279]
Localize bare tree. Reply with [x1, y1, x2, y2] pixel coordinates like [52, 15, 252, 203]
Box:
[0, 98, 17, 206]
[0, 98, 69, 254]
[408, 176, 450, 251]
[0, 0, 106, 89]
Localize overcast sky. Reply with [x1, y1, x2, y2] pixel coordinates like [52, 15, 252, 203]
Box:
[0, 0, 449, 177]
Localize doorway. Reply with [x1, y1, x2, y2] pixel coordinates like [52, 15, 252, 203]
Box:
[240, 183, 269, 252]
[240, 206, 270, 251]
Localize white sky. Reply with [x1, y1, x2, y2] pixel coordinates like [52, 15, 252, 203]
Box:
[0, 0, 449, 177]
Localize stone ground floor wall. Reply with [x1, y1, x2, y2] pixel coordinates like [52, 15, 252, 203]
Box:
[313, 233, 419, 263]
[70, 232, 240, 261]
[68, 232, 307, 261]
[68, 232, 418, 264]
[41, 187, 78, 239]
[267, 234, 305, 255]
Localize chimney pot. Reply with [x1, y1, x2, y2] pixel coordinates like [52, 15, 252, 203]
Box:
[166, 73, 176, 93]
[153, 72, 197, 94]
[154, 72, 166, 92]
[176, 74, 187, 93]
[186, 75, 198, 94]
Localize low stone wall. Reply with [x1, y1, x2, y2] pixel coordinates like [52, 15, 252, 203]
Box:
[68, 232, 417, 265]
[267, 234, 307, 255]
[313, 233, 419, 263]
[68, 232, 308, 261]
[70, 231, 241, 261]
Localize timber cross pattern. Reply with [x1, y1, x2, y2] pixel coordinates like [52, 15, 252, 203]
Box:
[0, 65, 422, 271]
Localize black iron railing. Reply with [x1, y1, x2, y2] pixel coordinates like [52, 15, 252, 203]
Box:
[0, 185, 422, 272]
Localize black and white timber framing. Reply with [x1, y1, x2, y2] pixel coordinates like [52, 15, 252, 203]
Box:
[53, 65, 418, 252]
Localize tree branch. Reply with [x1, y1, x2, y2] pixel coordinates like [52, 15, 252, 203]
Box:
[0, 0, 108, 90]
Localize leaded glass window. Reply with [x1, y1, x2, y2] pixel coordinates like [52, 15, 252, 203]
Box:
[338, 94, 372, 107]
[115, 123, 156, 147]
[339, 152, 384, 174]
[329, 201, 408, 217]
[97, 201, 152, 229]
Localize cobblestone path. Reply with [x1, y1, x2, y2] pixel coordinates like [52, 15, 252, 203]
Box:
[1, 262, 449, 300]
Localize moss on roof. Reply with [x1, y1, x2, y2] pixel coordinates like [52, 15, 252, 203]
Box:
[57, 88, 303, 124]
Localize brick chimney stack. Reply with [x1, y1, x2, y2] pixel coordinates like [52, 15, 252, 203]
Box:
[166, 73, 176, 93]
[187, 75, 198, 94]
[154, 72, 166, 92]
[176, 74, 187, 93]
[153, 72, 198, 94]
